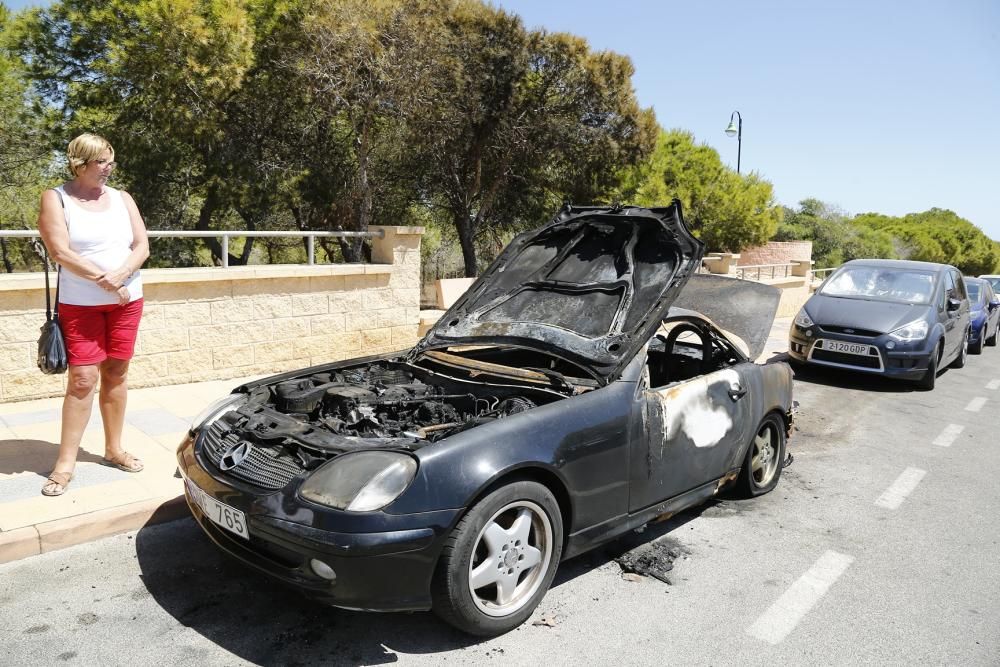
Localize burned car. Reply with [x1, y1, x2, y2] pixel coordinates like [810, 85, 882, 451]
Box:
[177, 202, 793, 636]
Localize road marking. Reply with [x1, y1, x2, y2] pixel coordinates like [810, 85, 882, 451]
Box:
[875, 467, 926, 510]
[746, 550, 854, 645]
[932, 423, 964, 447]
[986, 379, 1000, 390]
[964, 397, 987, 412]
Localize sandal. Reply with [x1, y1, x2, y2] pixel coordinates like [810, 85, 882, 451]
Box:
[103, 451, 144, 473]
[42, 471, 74, 497]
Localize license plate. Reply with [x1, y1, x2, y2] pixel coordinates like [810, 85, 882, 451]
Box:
[185, 479, 249, 540]
[821, 340, 871, 355]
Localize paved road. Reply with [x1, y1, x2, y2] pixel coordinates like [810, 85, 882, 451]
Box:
[3, 355, 999, 666]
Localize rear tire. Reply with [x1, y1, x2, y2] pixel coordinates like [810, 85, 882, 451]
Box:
[971, 326, 985, 355]
[737, 413, 786, 497]
[432, 481, 563, 636]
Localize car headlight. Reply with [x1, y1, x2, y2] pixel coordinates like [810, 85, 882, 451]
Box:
[888, 319, 928, 342]
[190, 393, 248, 432]
[299, 451, 418, 512]
[794, 307, 814, 328]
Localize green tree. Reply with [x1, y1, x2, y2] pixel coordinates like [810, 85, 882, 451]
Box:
[415, 4, 657, 276]
[775, 198, 896, 268]
[617, 129, 781, 252]
[0, 2, 52, 272]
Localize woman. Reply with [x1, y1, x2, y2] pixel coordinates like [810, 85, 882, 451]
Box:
[37, 133, 150, 496]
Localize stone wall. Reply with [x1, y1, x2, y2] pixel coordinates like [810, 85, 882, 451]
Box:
[0, 226, 423, 402]
[738, 241, 813, 266]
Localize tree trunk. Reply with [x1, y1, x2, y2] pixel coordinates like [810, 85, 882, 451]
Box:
[455, 210, 477, 277]
[0, 238, 12, 273]
[194, 188, 223, 265]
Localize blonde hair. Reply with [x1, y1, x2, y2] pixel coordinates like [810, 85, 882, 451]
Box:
[67, 133, 114, 177]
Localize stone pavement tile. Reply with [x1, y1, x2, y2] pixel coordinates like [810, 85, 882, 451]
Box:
[0, 408, 60, 428]
[126, 407, 191, 437]
[153, 431, 188, 453]
[0, 395, 62, 416]
[35, 494, 189, 554]
[0, 526, 41, 563]
[0, 478, 149, 531]
[0, 459, 124, 502]
[0, 424, 16, 441]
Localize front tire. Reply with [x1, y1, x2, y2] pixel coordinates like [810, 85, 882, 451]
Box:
[987, 323, 998, 347]
[971, 326, 985, 355]
[432, 481, 563, 636]
[737, 413, 786, 497]
[916, 346, 939, 391]
[950, 333, 969, 368]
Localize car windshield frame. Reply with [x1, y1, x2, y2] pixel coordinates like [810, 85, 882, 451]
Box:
[819, 266, 937, 305]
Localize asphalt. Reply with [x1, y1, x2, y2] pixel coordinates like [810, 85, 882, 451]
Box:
[0, 317, 794, 564]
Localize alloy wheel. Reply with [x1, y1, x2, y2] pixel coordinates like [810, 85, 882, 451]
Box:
[468, 500, 553, 617]
[751, 422, 781, 487]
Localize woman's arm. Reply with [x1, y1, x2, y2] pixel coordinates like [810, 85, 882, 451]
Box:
[37, 189, 106, 281]
[97, 190, 150, 290]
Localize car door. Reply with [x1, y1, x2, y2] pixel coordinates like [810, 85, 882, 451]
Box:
[628, 358, 755, 513]
[941, 270, 962, 359]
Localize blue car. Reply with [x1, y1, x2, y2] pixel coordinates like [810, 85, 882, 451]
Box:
[965, 277, 1000, 354]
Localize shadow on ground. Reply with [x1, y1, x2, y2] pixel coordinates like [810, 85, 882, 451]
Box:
[790, 362, 954, 393]
[134, 500, 725, 664]
[0, 439, 104, 476]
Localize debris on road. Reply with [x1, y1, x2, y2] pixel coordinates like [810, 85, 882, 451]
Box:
[615, 540, 686, 584]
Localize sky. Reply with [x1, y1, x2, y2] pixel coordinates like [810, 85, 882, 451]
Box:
[6, 0, 1000, 240]
[494, 0, 1000, 240]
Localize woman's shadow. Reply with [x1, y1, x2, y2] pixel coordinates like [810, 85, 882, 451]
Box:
[0, 438, 104, 477]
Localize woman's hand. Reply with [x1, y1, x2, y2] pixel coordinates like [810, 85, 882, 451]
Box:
[116, 286, 130, 306]
[97, 264, 132, 291]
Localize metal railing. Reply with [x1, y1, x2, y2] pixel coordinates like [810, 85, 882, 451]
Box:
[811, 267, 837, 282]
[0, 229, 385, 268]
[734, 263, 796, 280]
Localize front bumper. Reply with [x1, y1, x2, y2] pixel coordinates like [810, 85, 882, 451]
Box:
[788, 325, 933, 380]
[177, 433, 461, 612]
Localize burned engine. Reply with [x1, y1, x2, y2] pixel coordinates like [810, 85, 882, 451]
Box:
[210, 361, 555, 471]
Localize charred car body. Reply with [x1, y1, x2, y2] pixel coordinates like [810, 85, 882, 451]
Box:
[178, 202, 794, 636]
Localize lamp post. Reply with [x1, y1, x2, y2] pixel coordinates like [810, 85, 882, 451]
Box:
[724, 110, 742, 174]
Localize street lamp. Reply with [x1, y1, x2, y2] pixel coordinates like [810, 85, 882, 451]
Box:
[724, 110, 742, 174]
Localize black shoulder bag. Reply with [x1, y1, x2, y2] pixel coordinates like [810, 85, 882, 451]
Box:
[37, 190, 69, 374]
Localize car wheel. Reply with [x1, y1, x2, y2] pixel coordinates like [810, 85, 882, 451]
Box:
[916, 345, 939, 391]
[737, 413, 786, 497]
[950, 333, 969, 368]
[987, 324, 998, 347]
[432, 481, 563, 636]
[970, 326, 985, 354]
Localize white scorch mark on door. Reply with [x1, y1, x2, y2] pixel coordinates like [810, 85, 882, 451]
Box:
[654, 369, 740, 448]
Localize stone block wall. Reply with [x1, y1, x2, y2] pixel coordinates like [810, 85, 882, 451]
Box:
[0, 226, 423, 402]
[738, 241, 813, 266]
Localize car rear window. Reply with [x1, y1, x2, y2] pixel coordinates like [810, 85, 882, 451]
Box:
[820, 267, 936, 304]
[966, 282, 981, 302]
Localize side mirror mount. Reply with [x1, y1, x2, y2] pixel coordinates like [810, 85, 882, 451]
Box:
[989, 299, 1000, 312]
[947, 297, 962, 312]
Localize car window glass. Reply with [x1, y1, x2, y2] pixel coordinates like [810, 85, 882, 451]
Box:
[819, 267, 935, 304]
[966, 282, 981, 302]
[944, 271, 956, 295]
[952, 272, 967, 299]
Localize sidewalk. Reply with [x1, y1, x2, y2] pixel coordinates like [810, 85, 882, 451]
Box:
[0, 317, 792, 564]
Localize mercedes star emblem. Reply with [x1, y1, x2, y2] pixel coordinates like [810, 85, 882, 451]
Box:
[219, 441, 251, 471]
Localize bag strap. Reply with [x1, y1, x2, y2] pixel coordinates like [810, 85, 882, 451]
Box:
[48, 188, 69, 320]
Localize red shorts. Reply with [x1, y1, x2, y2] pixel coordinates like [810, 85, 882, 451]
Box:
[59, 299, 144, 366]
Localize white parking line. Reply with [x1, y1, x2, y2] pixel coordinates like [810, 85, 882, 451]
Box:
[932, 423, 964, 447]
[964, 397, 987, 412]
[875, 467, 927, 510]
[987, 379, 1000, 390]
[746, 550, 854, 645]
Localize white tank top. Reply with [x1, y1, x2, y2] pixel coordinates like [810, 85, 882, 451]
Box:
[55, 185, 143, 306]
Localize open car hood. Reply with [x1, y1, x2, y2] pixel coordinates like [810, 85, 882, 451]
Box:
[411, 202, 704, 384]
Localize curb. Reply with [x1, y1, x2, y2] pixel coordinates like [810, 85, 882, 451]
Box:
[0, 494, 190, 565]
